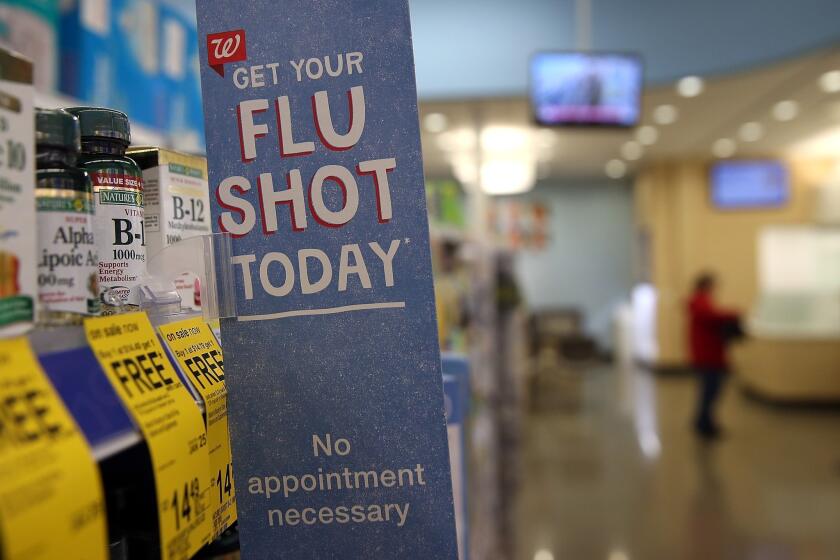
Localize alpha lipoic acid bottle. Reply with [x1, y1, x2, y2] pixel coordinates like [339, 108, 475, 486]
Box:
[35, 108, 99, 324]
[66, 107, 145, 313]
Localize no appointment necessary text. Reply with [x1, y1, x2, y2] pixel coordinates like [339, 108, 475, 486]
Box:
[247, 434, 428, 528]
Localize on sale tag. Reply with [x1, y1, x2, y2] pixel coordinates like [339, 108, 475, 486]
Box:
[0, 338, 107, 560]
[85, 312, 211, 559]
[159, 317, 237, 539]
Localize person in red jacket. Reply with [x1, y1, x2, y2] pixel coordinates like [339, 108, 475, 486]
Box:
[688, 273, 740, 439]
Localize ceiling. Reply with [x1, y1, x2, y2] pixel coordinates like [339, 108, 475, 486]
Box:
[408, 0, 840, 98]
[418, 44, 840, 182]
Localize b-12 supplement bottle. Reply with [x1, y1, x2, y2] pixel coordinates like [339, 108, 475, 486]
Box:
[35, 108, 99, 325]
[66, 107, 146, 314]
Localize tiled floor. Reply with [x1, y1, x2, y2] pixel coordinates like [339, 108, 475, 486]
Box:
[515, 363, 840, 560]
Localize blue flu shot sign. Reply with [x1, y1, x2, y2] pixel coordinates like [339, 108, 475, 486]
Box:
[195, 1, 459, 557]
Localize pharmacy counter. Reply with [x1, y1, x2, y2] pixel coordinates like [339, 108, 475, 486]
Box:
[732, 328, 840, 403]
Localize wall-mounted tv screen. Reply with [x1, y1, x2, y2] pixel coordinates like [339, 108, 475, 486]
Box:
[711, 160, 789, 210]
[530, 52, 642, 127]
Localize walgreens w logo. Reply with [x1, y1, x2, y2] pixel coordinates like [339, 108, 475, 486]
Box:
[207, 29, 247, 77]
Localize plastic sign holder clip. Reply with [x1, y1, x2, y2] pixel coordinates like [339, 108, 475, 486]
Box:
[138, 233, 237, 323]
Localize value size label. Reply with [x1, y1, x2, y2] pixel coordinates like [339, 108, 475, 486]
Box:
[0, 337, 107, 560]
[85, 312, 211, 559]
[159, 317, 237, 539]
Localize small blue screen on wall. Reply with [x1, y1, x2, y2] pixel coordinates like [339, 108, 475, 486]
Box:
[711, 161, 789, 209]
[530, 52, 642, 127]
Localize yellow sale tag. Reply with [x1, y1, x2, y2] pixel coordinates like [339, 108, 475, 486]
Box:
[0, 338, 107, 560]
[84, 313, 211, 559]
[159, 317, 237, 538]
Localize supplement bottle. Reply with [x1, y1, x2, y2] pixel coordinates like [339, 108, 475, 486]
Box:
[66, 107, 146, 314]
[35, 108, 99, 324]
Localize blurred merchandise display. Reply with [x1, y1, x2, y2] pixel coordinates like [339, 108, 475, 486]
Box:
[433, 239, 470, 352]
[432, 238, 528, 560]
[158, 2, 204, 151]
[427, 179, 467, 233]
[0, 0, 58, 91]
[426, 168, 530, 560]
[489, 199, 550, 250]
[0, 0, 205, 146]
[490, 251, 528, 560]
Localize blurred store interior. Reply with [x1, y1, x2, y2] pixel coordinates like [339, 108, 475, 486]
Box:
[417, 1, 840, 559]
[5, 0, 840, 558]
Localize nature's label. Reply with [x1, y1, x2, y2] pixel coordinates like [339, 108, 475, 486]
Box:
[85, 312, 211, 559]
[36, 190, 99, 315]
[0, 61, 36, 335]
[90, 172, 146, 306]
[159, 317, 236, 538]
[0, 337, 107, 560]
